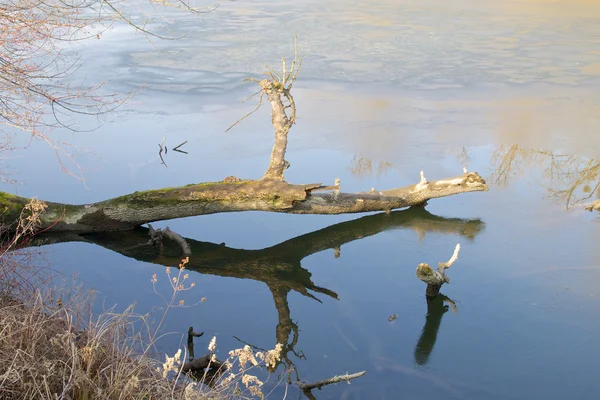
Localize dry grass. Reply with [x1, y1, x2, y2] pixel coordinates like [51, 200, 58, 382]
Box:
[0, 286, 284, 400]
[0, 257, 190, 400]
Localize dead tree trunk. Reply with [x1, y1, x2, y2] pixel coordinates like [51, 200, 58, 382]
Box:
[0, 172, 487, 233]
[261, 78, 294, 180]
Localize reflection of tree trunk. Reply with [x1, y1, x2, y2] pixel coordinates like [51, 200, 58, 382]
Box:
[31, 208, 483, 298]
[414, 294, 455, 366]
[27, 209, 481, 376]
[269, 285, 303, 369]
[270, 286, 294, 345]
[269, 286, 294, 344]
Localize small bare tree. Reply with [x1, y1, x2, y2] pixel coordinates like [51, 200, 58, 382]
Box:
[227, 35, 305, 181]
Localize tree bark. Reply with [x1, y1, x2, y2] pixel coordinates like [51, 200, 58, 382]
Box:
[261, 79, 294, 180]
[0, 172, 487, 233]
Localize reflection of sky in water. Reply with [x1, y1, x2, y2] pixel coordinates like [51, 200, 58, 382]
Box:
[3, 1, 600, 399]
[96, 0, 600, 88]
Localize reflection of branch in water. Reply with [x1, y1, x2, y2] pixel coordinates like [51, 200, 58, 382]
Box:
[31, 208, 484, 390]
[349, 154, 393, 178]
[456, 146, 472, 170]
[490, 144, 600, 209]
[414, 293, 457, 366]
[413, 245, 460, 366]
[187, 326, 204, 361]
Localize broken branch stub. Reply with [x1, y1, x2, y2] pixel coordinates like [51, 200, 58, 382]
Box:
[416, 244, 460, 297]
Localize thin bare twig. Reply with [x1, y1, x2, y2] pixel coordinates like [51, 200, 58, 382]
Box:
[295, 371, 366, 392]
[227, 35, 305, 134]
[438, 243, 460, 271]
[173, 141, 188, 151]
[158, 144, 168, 168]
[225, 92, 265, 132]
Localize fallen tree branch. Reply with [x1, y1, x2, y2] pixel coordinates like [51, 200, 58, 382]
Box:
[162, 227, 191, 256]
[295, 371, 365, 396]
[173, 140, 188, 152]
[0, 171, 486, 233]
[158, 138, 168, 168]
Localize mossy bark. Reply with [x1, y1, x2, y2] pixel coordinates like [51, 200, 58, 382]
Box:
[0, 172, 487, 233]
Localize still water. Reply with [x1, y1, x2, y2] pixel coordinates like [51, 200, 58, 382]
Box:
[4, 0, 600, 398]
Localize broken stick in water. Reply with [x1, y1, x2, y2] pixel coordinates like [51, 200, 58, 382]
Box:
[416, 243, 460, 297]
[295, 371, 366, 398]
[173, 140, 188, 153]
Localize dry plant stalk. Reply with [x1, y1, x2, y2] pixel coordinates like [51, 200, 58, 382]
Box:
[0, 198, 47, 255]
[0, 198, 48, 298]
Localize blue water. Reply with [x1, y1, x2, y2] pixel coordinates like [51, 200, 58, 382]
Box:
[4, 1, 600, 398]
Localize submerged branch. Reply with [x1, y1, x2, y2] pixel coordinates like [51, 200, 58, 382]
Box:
[295, 371, 366, 394]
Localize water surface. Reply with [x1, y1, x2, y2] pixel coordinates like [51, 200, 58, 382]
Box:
[4, 0, 600, 398]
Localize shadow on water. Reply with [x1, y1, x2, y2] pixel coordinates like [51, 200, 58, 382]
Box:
[31, 207, 483, 393]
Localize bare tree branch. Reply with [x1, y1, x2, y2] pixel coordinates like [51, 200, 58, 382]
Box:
[295, 371, 365, 398]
